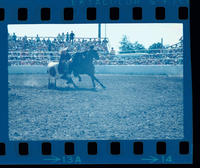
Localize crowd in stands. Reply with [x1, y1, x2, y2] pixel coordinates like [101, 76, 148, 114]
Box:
[8, 32, 109, 53]
[94, 51, 183, 65]
[8, 33, 183, 66]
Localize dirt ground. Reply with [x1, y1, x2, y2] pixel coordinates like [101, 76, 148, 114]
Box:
[8, 74, 183, 140]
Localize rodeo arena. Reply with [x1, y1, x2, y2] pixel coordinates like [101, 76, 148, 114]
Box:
[8, 28, 184, 141]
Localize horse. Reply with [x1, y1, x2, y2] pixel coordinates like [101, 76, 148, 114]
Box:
[69, 50, 106, 89]
[47, 51, 106, 89]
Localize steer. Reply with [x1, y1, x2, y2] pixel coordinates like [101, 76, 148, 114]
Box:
[47, 61, 76, 89]
[47, 62, 60, 88]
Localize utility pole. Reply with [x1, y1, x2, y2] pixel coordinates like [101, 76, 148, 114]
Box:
[98, 24, 101, 39]
[105, 24, 107, 38]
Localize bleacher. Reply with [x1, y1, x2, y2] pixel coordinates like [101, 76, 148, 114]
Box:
[8, 34, 183, 66]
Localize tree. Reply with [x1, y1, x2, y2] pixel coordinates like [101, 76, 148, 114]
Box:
[119, 36, 145, 53]
[148, 42, 164, 53]
[132, 41, 145, 51]
[119, 35, 134, 53]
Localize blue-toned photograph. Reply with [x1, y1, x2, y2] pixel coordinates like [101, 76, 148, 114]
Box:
[8, 23, 183, 140]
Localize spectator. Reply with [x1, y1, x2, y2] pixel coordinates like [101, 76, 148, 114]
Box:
[61, 33, 65, 42]
[47, 38, 52, 51]
[8, 33, 12, 41]
[66, 32, 69, 42]
[47, 38, 51, 44]
[70, 31, 75, 43]
[102, 38, 108, 44]
[36, 34, 40, 42]
[42, 38, 46, 43]
[110, 47, 116, 55]
[57, 33, 62, 42]
[12, 33, 17, 42]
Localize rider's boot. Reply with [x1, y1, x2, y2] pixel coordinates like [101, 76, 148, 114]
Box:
[61, 74, 66, 80]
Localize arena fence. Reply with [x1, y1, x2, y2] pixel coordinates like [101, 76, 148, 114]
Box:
[8, 65, 183, 76]
[8, 48, 183, 76]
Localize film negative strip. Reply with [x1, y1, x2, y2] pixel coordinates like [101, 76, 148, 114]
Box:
[0, 0, 197, 166]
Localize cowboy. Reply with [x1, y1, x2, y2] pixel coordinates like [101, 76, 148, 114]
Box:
[58, 48, 72, 79]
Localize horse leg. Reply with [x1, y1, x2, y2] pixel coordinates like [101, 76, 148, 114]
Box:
[73, 71, 82, 82]
[48, 77, 51, 89]
[68, 77, 78, 89]
[90, 75, 96, 89]
[54, 78, 57, 88]
[92, 75, 106, 89]
[71, 79, 78, 89]
[78, 75, 82, 82]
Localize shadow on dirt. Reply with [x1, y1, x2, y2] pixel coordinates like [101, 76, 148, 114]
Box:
[8, 93, 23, 101]
[53, 87, 98, 92]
